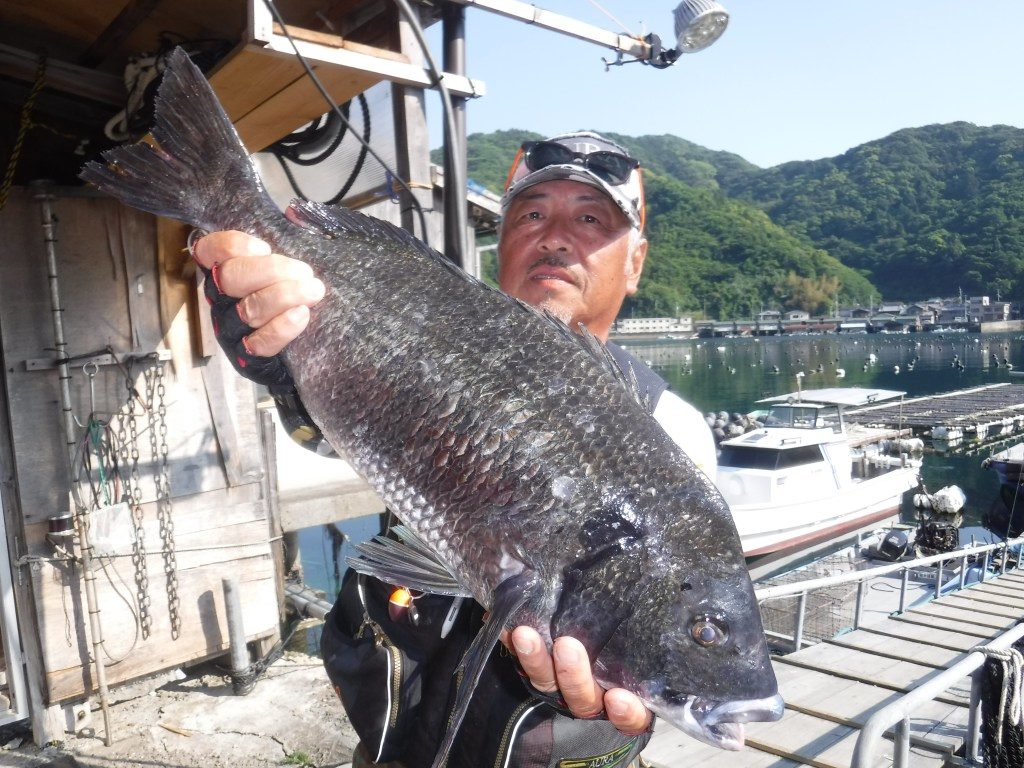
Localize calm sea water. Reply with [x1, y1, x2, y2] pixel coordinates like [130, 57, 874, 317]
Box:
[297, 330, 1024, 599]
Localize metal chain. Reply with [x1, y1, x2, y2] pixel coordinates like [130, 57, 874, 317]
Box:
[147, 363, 180, 639]
[118, 370, 151, 638]
[0, 50, 46, 212]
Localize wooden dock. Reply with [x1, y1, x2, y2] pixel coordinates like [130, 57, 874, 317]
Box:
[843, 383, 1024, 441]
[643, 570, 1024, 767]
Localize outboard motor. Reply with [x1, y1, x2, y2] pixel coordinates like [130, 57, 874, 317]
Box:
[877, 529, 910, 562]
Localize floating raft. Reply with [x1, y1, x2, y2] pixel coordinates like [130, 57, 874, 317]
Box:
[842, 383, 1024, 446]
[644, 569, 1024, 767]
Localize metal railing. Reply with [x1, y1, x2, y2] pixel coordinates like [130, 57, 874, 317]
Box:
[851, 620, 1024, 768]
[755, 535, 1024, 651]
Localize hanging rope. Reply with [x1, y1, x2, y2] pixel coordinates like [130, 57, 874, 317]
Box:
[976, 642, 1024, 765]
[0, 50, 48, 212]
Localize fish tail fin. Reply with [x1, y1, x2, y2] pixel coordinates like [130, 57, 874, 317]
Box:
[80, 48, 276, 229]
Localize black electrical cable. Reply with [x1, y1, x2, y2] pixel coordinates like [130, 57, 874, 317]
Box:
[261, 0, 430, 245]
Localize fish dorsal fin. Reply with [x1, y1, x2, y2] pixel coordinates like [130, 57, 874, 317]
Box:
[290, 199, 645, 408]
[346, 525, 472, 598]
[576, 323, 647, 410]
[289, 197, 516, 295]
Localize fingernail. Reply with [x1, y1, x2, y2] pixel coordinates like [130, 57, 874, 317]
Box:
[304, 278, 326, 301]
[512, 637, 534, 656]
[286, 306, 309, 324]
[553, 643, 579, 664]
[247, 239, 272, 257]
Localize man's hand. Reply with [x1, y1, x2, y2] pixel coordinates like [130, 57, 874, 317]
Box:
[504, 626, 653, 735]
[191, 230, 325, 357]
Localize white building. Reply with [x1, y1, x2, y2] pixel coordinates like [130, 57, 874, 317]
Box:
[614, 316, 694, 334]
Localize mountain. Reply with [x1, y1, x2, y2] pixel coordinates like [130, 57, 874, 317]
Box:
[453, 122, 1024, 315]
[716, 122, 1024, 302]
[449, 130, 875, 318]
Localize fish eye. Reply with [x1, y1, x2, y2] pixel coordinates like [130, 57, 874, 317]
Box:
[690, 614, 729, 647]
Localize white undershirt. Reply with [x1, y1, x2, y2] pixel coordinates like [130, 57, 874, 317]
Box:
[652, 390, 718, 480]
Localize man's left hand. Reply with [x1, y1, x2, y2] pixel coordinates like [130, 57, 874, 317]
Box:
[504, 626, 653, 735]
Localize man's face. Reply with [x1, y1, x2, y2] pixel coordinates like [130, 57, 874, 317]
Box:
[497, 179, 647, 341]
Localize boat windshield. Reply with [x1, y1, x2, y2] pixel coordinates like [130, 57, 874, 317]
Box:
[763, 404, 842, 433]
[719, 444, 824, 470]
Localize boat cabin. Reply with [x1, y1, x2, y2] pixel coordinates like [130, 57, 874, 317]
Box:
[717, 388, 917, 557]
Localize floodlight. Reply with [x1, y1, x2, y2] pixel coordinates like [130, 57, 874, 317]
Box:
[673, 0, 730, 54]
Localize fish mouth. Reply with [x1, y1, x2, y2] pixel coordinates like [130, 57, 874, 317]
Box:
[650, 693, 785, 750]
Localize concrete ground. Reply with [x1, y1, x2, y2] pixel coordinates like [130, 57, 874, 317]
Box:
[0, 625, 359, 768]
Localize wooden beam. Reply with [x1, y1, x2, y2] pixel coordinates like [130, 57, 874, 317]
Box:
[78, 0, 162, 67]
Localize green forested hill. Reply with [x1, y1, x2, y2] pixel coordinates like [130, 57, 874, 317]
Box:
[449, 122, 1024, 316]
[718, 123, 1024, 301]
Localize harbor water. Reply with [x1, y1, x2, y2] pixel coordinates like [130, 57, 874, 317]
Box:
[296, 330, 1024, 600]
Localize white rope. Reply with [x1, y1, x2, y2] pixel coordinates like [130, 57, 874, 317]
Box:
[585, 0, 636, 37]
[974, 645, 1024, 743]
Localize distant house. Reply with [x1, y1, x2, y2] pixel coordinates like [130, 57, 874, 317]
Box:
[878, 302, 906, 315]
[758, 309, 782, 322]
[614, 316, 694, 334]
[850, 307, 872, 319]
[785, 310, 810, 321]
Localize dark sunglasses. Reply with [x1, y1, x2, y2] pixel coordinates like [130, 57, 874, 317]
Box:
[521, 140, 640, 186]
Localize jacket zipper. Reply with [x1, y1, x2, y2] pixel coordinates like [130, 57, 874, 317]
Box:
[495, 700, 544, 768]
[360, 617, 404, 729]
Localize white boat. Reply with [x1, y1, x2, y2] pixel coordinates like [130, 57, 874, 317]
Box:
[716, 387, 923, 557]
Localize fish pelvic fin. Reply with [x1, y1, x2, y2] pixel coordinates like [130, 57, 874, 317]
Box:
[79, 48, 278, 230]
[346, 526, 472, 598]
[430, 571, 541, 768]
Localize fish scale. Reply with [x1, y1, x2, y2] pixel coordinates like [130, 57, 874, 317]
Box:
[81, 47, 783, 768]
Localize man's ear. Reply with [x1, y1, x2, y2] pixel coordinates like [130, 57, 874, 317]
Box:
[625, 236, 648, 295]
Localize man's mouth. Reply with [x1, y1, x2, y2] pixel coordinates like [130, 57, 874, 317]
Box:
[529, 268, 575, 285]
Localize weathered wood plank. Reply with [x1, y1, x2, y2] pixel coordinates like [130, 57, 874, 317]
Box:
[907, 603, 1016, 630]
[780, 645, 971, 705]
[946, 587, 1024, 609]
[773, 663, 968, 753]
[892, 611, 1006, 638]
[941, 593, 1024, 618]
[40, 558, 278, 702]
[858, 618, 993, 651]
[644, 722, 799, 767]
[962, 585, 1024, 606]
[744, 708, 945, 768]
[827, 631, 963, 668]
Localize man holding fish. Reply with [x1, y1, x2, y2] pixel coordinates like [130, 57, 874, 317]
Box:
[188, 134, 738, 766]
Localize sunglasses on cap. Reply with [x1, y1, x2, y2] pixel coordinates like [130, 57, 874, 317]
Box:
[520, 140, 640, 186]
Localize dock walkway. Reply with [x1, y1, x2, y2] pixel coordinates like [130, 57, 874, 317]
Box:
[643, 569, 1024, 767]
[843, 382, 1024, 443]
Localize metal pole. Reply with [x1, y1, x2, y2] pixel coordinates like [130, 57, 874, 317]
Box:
[33, 183, 114, 746]
[982, 551, 990, 582]
[934, 560, 943, 599]
[967, 668, 983, 763]
[794, 592, 807, 652]
[223, 578, 254, 695]
[442, 2, 469, 268]
[854, 580, 865, 630]
[899, 568, 910, 613]
[959, 554, 968, 590]
[894, 717, 911, 768]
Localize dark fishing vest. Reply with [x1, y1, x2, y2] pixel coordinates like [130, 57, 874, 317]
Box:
[605, 341, 667, 414]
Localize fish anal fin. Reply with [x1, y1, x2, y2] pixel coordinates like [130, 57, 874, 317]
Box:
[429, 571, 541, 768]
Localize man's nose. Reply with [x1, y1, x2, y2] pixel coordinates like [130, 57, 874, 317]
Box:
[537, 219, 571, 251]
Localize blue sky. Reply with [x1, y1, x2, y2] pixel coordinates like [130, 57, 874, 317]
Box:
[427, 0, 1024, 168]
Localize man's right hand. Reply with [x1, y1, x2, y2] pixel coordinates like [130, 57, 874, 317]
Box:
[191, 230, 325, 386]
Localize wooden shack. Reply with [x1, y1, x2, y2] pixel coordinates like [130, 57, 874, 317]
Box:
[0, 0, 492, 744]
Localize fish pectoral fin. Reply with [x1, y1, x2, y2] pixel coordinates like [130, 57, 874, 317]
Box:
[430, 572, 541, 768]
[345, 526, 472, 598]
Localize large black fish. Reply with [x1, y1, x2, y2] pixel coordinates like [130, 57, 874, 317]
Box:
[82, 49, 782, 767]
